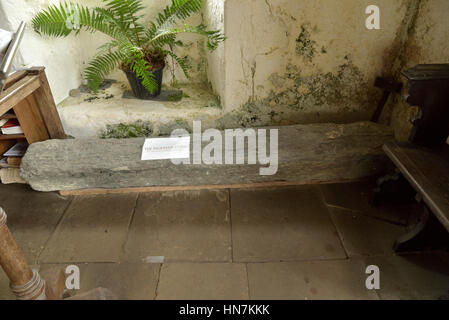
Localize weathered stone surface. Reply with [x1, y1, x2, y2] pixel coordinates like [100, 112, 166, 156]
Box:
[20, 122, 394, 192]
[231, 186, 346, 262]
[157, 263, 249, 300]
[247, 259, 379, 300]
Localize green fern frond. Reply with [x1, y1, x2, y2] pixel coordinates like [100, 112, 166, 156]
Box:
[120, 43, 158, 94]
[102, 0, 145, 45]
[163, 50, 189, 78]
[33, 0, 225, 96]
[102, 0, 145, 21]
[148, 24, 226, 51]
[96, 40, 121, 54]
[32, 2, 125, 40]
[156, 0, 202, 30]
[85, 50, 124, 91]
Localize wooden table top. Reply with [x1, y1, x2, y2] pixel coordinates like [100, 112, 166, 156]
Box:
[383, 141, 449, 231]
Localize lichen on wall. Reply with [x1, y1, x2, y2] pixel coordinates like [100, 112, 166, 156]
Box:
[295, 24, 317, 63]
[223, 0, 409, 127]
[216, 55, 373, 129]
[268, 56, 369, 111]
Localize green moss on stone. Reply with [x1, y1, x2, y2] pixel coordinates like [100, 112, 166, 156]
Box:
[99, 120, 153, 139]
[157, 119, 191, 136]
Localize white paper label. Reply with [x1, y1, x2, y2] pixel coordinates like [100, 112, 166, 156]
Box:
[141, 136, 190, 160]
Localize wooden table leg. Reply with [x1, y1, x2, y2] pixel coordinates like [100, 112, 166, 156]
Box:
[0, 207, 106, 300]
[0, 207, 47, 299]
[29, 67, 66, 139]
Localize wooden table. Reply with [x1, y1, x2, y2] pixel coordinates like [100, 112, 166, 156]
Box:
[383, 141, 449, 251]
[0, 67, 65, 156]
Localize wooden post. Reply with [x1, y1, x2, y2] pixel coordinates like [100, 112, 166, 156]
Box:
[0, 207, 47, 299]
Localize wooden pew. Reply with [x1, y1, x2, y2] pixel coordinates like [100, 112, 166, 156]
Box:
[382, 141, 449, 252]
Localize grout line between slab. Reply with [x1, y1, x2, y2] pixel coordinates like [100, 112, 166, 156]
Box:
[154, 264, 163, 300]
[36, 195, 75, 265]
[325, 204, 350, 260]
[119, 192, 140, 262]
[228, 188, 234, 263]
[245, 263, 251, 300]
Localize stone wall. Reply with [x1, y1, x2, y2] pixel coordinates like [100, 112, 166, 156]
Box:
[2, 0, 448, 139]
[203, 0, 225, 104]
[389, 0, 449, 141]
[220, 0, 408, 123]
[220, 0, 449, 138]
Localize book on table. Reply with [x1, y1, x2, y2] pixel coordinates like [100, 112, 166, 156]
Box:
[0, 157, 19, 168]
[7, 157, 21, 166]
[1, 119, 24, 135]
[3, 141, 28, 157]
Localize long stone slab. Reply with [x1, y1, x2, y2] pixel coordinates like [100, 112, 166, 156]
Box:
[20, 122, 394, 192]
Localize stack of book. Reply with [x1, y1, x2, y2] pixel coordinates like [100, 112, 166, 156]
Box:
[0, 118, 24, 135]
[0, 141, 28, 168]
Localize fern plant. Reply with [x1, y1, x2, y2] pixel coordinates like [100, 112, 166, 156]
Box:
[32, 0, 225, 95]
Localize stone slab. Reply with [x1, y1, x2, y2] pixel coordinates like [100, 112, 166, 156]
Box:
[231, 186, 346, 262]
[40, 194, 137, 263]
[0, 268, 15, 300]
[157, 263, 248, 300]
[123, 89, 183, 102]
[0, 263, 40, 300]
[39, 263, 159, 300]
[20, 122, 394, 192]
[58, 82, 222, 139]
[247, 259, 379, 300]
[329, 207, 405, 256]
[124, 189, 231, 262]
[0, 184, 71, 263]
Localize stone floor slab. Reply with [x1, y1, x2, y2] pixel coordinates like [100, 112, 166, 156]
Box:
[363, 253, 449, 300]
[0, 264, 40, 300]
[39, 262, 159, 300]
[124, 190, 231, 262]
[0, 269, 15, 300]
[247, 259, 379, 300]
[157, 263, 248, 300]
[320, 181, 417, 225]
[40, 194, 137, 263]
[231, 186, 346, 262]
[329, 207, 405, 256]
[0, 184, 71, 263]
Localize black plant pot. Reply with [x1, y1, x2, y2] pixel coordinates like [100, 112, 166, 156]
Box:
[124, 66, 164, 99]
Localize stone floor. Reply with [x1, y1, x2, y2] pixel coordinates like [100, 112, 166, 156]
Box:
[0, 181, 448, 300]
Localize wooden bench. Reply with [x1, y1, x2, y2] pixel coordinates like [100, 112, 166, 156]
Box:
[383, 141, 449, 251]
